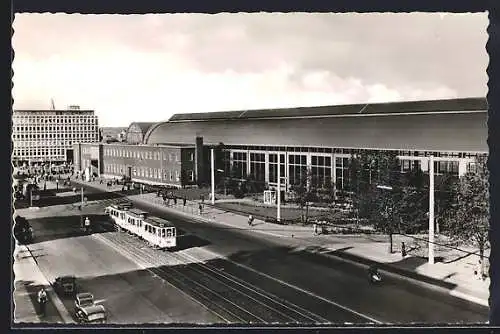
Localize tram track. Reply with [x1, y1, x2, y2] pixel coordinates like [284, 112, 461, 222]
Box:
[96, 230, 329, 324]
[97, 232, 259, 323]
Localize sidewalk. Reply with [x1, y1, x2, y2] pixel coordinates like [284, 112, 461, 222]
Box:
[13, 244, 75, 324]
[73, 178, 490, 307]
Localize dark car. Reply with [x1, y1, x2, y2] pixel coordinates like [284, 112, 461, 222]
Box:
[75, 304, 107, 324]
[13, 216, 34, 244]
[53, 275, 78, 297]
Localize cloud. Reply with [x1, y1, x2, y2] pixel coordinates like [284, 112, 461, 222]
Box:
[12, 13, 487, 126]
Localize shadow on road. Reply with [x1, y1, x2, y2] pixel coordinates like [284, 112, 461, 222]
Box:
[26, 214, 117, 244]
[172, 234, 211, 252]
[57, 243, 489, 325]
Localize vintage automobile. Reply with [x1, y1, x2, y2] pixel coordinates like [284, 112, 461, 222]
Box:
[74, 292, 95, 313]
[53, 275, 77, 297]
[13, 216, 34, 244]
[75, 304, 107, 324]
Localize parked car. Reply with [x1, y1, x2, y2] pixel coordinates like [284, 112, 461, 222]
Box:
[13, 216, 34, 244]
[75, 304, 107, 324]
[74, 292, 95, 313]
[53, 275, 77, 297]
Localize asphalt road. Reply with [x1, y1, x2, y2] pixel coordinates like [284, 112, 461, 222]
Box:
[19, 205, 220, 324]
[20, 182, 489, 324]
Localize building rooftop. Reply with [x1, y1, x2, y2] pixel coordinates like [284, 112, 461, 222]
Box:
[168, 97, 487, 122]
[143, 97, 488, 153]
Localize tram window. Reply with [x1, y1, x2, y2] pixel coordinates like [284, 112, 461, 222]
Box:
[144, 225, 147, 231]
[161, 229, 166, 238]
[172, 228, 176, 237]
[166, 228, 172, 237]
[152, 227, 156, 234]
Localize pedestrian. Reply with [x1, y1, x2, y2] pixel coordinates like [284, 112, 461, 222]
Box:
[248, 214, 254, 226]
[401, 242, 407, 257]
[201, 195, 205, 204]
[313, 223, 318, 235]
[199, 203, 203, 215]
[37, 288, 48, 316]
[183, 197, 187, 206]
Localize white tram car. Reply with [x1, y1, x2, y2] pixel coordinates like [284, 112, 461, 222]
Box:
[106, 202, 132, 230]
[105, 203, 177, 249]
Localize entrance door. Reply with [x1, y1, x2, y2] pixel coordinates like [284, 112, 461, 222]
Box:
[127, 166, 132, 178]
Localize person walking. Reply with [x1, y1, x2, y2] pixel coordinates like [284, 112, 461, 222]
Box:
[248, 214, 254, 227]
[37, 288, 48, 316]
[84, 217, 91, 233]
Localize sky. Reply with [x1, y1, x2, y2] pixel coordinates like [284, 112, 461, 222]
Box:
[12, 13, 488, 127]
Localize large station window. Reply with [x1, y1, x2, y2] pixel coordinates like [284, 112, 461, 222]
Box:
[434, 160, 459, 176]
[288, 154, 307, 186]
[311, 155, 332, 187]
[335, 157, 350, 190]
[232, 152, 247, 179]
[249, 153, 265, 182]
[269, 153, 285, 184]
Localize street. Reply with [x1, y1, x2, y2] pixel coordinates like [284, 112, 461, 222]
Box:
[19, 182, 489, 324]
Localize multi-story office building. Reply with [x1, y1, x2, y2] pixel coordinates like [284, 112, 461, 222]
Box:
[12, 107, 99, 165]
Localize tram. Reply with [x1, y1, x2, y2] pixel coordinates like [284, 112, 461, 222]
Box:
[141, 216, 177, 249]
[105, 202, 132, 231]
[105, 203, 177, 249]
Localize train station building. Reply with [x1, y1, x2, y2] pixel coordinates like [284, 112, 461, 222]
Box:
[73, 97, 488, 190]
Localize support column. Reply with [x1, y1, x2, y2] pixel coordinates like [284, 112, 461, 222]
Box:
[246, 150, 251, 177]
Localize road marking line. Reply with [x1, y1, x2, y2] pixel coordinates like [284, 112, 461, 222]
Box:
[199, 247, 383, 324]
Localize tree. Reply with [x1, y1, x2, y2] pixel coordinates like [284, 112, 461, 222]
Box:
[443, 156, 489, 277]
[290, 169, 316, 223]
[368, 151, 404, 253]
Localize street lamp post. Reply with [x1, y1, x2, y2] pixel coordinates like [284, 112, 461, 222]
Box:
[428, 155, 435, 265]
[277, 163, 281, 222]
[211, 148, 215, 205]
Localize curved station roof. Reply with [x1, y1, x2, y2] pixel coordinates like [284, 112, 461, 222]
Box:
[143, 97, 488, 153]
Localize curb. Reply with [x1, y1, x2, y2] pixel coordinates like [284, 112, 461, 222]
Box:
[19, 245, 76, 324]
[73, 181, 489, 308]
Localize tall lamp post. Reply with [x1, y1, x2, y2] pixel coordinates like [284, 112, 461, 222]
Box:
[209, 147, 226, 204]
[211, 148, 215, 205]
[428, 155, 435, 265]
